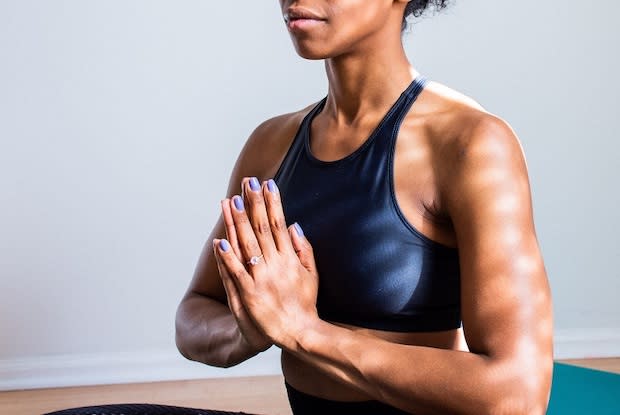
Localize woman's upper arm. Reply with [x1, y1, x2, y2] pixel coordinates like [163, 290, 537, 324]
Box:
[442, 114, 553, 391]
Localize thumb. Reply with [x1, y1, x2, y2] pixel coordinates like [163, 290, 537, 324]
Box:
[289, 222, 317, 274]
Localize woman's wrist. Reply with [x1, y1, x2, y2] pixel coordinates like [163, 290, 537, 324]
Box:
[234, 325, 270, 357]
[285, 313, 326, 354]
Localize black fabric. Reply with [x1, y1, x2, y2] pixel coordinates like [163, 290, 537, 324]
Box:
[273, 75, 461, 332]
[285, 382, 412, 415]
[43, 403, 257, 415]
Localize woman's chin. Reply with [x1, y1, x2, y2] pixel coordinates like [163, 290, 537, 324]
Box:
[296, 51, 327, 61]
[290, 42, 331, 61]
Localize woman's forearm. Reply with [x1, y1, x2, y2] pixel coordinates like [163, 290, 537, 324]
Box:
[175, 293, 262, 368]
[291, 319, 546, 415]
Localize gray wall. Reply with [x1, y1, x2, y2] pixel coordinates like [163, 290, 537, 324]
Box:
[0, 1, 618, 390]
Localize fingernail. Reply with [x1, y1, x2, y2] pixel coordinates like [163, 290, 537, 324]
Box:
[294, 222, 304, 237]
[249, 177, 260, 191]
[267, 179, 278, 193]
[219, 239, 231, 252]
[233, 195, 244, 211]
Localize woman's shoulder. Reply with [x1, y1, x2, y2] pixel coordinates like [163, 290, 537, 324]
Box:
[418, 81, 528, 209]
[225, 101, 321, 191]
[248, 101, 318, 151]
[420, 80, 523, 164]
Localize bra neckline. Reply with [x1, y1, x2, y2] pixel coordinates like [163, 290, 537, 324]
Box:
[303, 76, 426, 166]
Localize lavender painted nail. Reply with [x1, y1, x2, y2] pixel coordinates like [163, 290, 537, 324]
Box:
[294, 222, 304, 237]
[249, 177, 260, 191]
[267, 179, 278, 193]
[219, 239, 231, 252]
[233, 195, 244, 211]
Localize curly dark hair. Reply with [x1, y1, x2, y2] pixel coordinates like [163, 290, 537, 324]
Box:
[403, 0, 449, 29]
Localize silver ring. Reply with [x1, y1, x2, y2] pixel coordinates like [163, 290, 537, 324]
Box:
[247, 254, 264, 266]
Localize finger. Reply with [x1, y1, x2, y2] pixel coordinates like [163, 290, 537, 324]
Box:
[229, 193, 266, 266]
[241, 176, 277, 257]
[215, 237, 255, 294]
[289, 222, 318, 274]
[221, 199, 242, 260]
[263, 179, 296, 255]
[213, 239, 245, 315]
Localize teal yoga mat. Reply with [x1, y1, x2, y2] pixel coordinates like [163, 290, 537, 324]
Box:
[547, 363, 620, 414]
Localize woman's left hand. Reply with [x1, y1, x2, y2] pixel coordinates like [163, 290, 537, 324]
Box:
[213, 177, 320, 351]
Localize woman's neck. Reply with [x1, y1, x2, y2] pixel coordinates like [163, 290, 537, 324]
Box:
[322, 43, 418, 124]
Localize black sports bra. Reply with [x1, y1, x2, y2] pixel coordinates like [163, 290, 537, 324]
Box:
[273, 76, 461, 332]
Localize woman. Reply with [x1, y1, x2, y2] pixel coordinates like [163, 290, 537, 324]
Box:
[175, 1, 554, 414]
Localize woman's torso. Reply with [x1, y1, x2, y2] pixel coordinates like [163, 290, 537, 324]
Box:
[255, 77, 486, 402]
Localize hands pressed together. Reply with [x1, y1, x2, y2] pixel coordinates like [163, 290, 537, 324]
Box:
[213, 177, 320, 353]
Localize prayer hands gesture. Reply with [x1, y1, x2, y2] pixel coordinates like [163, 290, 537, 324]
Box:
[213, 177, 320, 352]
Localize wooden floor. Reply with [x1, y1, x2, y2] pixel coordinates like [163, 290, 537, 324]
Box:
[1, 358, 618, 415]
[559, 357, 620, 374]
[0, 375, 293, 415]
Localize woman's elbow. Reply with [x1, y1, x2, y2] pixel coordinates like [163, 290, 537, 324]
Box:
[175, 311, 196, 362]
[175, 326, 193, 362]
[174, 301, 207, 364]
[488, 360, 553, 415]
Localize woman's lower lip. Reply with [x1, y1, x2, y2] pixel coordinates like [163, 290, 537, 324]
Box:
[287, 18, 325, 31]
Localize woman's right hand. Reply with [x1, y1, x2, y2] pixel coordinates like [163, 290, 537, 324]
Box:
[213, 199, 272, 354]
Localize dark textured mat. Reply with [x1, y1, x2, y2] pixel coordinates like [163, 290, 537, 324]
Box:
[43, 403, 257, 415]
